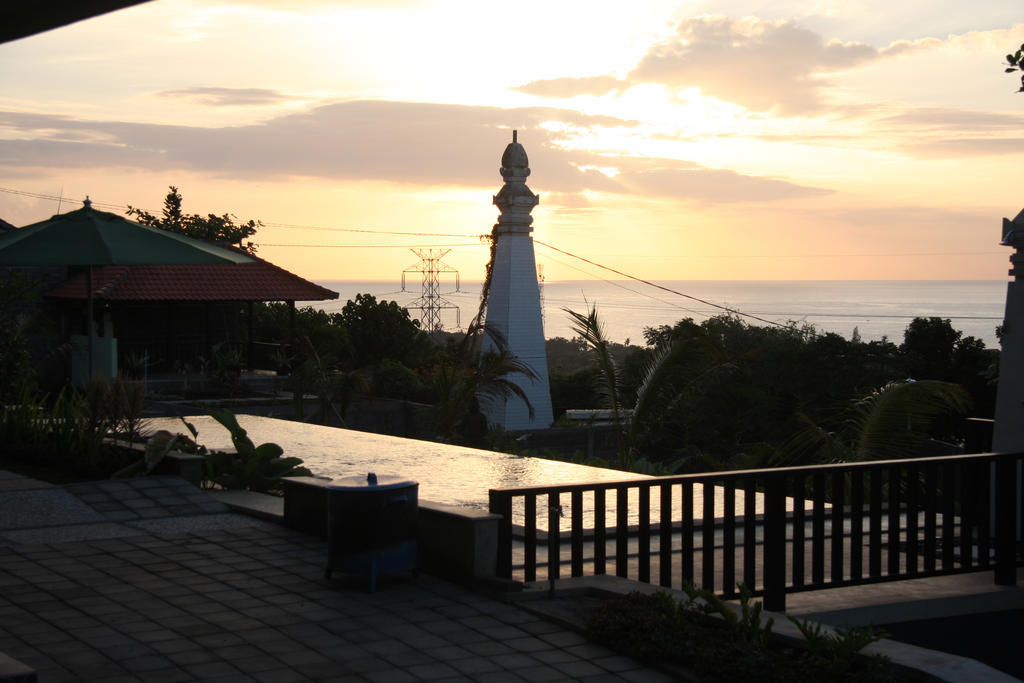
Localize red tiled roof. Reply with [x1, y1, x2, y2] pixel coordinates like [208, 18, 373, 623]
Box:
[45, 257, 338, 302]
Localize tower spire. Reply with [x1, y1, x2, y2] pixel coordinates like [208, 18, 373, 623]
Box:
[480, 131, 554, 430]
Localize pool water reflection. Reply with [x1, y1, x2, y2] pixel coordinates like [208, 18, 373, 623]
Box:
[149, 414, 649, 513]
[151, 415, 788, 532]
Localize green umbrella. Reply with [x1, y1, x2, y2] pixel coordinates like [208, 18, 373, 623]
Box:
[0, 198, 255, 380]
[0, 200, 254, 266]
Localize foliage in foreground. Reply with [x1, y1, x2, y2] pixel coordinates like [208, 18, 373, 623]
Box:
[201, 408, 311, 493]
[551, 311, 993, 473]
[0, 378, 148, 477]
[586, 589, 900, 682]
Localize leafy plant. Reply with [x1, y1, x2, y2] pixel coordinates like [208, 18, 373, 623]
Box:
[1005, 43, 1024, 92]
[784, 379, 971, 464]
[110, 375, 148, 446]
[587, 589, 900, 682]
[203, 408, 311, 493]
[790, 617, 889, 678]
[432, 326, 537, 441]
[587, 590, 690, 661]
[791, 618, 887, 660]
[682, 583, 775, 648]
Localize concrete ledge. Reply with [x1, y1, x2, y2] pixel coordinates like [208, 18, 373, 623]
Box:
[281, 476, 332, 537]
[110, 440, 205, 486]
[152, 452, 205, 487]
[417, 500, 500, 582]
[207, 489, 284, 522]
[0, 652, 36, 682]
[279, 476, 500, 583]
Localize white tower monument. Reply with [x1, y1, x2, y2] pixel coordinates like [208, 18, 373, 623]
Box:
[994, 208, 1024, 451]
[481, 131, 554, 430]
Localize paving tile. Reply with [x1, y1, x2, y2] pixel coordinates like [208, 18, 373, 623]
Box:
[539, 630, 589, 648]
[183, 660, 243, 678]
[491, 652, 544, 670]
[364, 669, 418, 683]
[616, 669, 679, 682]
[230, 654, 285, 674]
[579, 673, 642, 683]
[477, 624, 531, 640]
[462, 639, 516, 657]
[591, 654, 647, 673]
[531, 648, 580, 665]
[133, 628, 182, 643]
[566, 642, 621, 660]
[274, 649, 331, 667]
[405, 661, 462, 680]
[514, 665, 571, 682]
[165, 648, 220, 667]
[253, 668, 309, 683]
[193, 632, 246, 648]
[552, 659, 607, 677]
[469, 671, 527, 682]
[121, 654, 180, 674]
[134, 667, 193, 683]
[52, 648, 113, 668]
[448, 656, 502, 675]
[342, 656, 395, 674]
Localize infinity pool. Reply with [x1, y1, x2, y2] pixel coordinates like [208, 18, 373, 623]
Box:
[149, 415, 649, 510]
[149, 415, 780, 530]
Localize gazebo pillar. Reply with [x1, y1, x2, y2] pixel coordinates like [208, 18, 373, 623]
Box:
[246, 300, 254, 371]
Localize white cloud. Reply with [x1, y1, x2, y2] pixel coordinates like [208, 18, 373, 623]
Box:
[156, 87, 292, 106]
[629, 16, 878, 114]
[0, 100, 829, 202]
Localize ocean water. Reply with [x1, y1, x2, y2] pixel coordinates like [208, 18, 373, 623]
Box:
[315, 280, 1007, 349]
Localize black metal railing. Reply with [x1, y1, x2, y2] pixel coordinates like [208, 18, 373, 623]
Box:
[488, 452, 1023, 611]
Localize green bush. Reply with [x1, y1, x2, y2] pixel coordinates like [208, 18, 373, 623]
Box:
[587, 589, 903, 682]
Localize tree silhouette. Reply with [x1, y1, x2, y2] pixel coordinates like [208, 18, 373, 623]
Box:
[1005, 44, 1024, 93]
[127, 186, 261, 253]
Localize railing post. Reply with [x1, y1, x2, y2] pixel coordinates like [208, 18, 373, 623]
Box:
[994, 455, 1017, 586]
[489, 490, 513, 580]
[764, 472, 787, 612]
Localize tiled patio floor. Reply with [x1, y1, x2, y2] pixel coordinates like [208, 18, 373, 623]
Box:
[0, 472, 673, 682]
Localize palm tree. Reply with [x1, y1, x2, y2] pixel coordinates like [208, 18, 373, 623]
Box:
[782, 379, 972, 464]
[566, 303, 734, 468]
[429, 232, 537, 442]
[432, 333, 536, 440]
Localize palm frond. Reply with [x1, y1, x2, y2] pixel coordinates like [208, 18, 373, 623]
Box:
[849, 380, 970, 460]
[476, 348, 537, 420]
[564, 304, 626, 463]
[780, 412, 853, 465]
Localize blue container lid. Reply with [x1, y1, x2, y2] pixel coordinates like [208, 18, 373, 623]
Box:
[328, 472, 417, 491]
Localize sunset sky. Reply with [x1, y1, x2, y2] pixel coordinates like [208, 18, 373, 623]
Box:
[1, 0, 1022, 283]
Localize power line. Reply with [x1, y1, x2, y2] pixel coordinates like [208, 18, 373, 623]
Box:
[260, 242, 484, 248]
[539, 251, 706, 319]
[0, 186, 125, 212]
[535, 239, 792, 329]
[0, 186, 485, 239]
[261, 220, 483, 238]
[623, 251, 1004, 258]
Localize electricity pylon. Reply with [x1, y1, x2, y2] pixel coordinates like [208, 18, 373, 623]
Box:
[402, 248, 460, 333]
